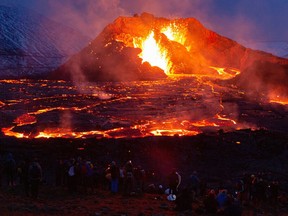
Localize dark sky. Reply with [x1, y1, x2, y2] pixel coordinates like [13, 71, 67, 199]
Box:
[2, 0, 288, 44]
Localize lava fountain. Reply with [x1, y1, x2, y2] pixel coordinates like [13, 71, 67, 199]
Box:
[134, 31, 171, 74]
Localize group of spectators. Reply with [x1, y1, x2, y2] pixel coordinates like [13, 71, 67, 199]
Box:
[0, 153, 42, 198]
[0, 152, 281, 214]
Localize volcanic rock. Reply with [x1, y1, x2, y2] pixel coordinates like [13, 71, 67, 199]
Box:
[53, 13, 288, 87]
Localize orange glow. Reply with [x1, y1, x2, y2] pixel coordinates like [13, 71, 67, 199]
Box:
[0, 101, 5, 107]
[191, 120, 219, 127]
[132, 25, 189, 75]
[2, 116, 238, 139]
[269, 95, 288, 105]
[134, 31, 171, 74]
[215, 114, 237, 125]
[34, 130, 105, 139]
[161, 24, 188, 50]
[209, 66, 241, 79]
[270, 99, 288, 105]
[2, 127, 29, 138]
[150, 129, 199, 136]
[14, 114, 37, 126]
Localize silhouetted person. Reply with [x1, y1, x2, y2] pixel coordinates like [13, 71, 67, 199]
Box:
[19, 159, 30, 196]
[28, 158, 42, 199]
[134, 166, 146, 194]
[175, 187, 193, 211]
[223, 195, 242, 216]
[55, 159, 65, 187]
[203, 189, 218, 214]
[110, 161, 120, 194]
[269, 181, 279, 207]
[168, 169, 181, 195]
[188, 171, 200, 198]
[4, 153, 16, 187]
[216, 189, 228, 211]
[0, 155, 4, 188]
[67, 159, 77, 193]
[123, 160, 134, 195]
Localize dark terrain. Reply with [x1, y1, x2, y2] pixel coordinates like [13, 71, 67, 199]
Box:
[1, 129, 288, 215]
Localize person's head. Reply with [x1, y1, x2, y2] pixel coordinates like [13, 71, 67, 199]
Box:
[208, 189, 216, 197]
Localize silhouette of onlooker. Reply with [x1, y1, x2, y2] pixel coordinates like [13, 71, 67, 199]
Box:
[110, 161, 120, 193]
[123, 160, 134, 195]
[188, 171, 200, 198]
[19, 158, 30, 196]
[175, 187, 193, 211]
[168, 168, 181, 195]
[4, 153, 16, 187]
[28, 158, 42, 199]
[203, 189, 218, 214]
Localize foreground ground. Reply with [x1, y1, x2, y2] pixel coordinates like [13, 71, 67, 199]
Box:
[1, 129, 288, 215]
[1, 184, 288, 216]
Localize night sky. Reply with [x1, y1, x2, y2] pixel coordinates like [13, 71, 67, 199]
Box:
[2, 0, 288, 44]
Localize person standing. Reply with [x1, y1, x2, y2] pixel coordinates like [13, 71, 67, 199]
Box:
[4, 153, 16, 188]
[28, 158, 42, 199]
[123, 160, 134, 195]
[19, 158, 30, 197]
[168, 168, 181, 195]
[110, 161, 120, 194]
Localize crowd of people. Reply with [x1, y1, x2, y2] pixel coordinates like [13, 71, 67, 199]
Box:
[0, 153, 42, 199]
[0, 152, 281, 215]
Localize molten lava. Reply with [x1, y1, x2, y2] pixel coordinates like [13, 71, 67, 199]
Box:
[209, 66, 241, 80]
[269, 98, 288, 105]
[14, 114, 37, 126]
[135, 31, 171, 74]
[131, 24, 191, 75]
[161, 24, 188, 50]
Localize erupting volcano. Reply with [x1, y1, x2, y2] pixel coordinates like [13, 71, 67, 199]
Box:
[1, 13, 288, 139]
[54, 13, 288, 82]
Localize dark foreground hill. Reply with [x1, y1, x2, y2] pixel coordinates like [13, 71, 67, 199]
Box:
[0, 129, 288, 215]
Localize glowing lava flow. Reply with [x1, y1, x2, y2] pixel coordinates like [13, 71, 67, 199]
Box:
[2, 127, 29, 138]
[209, 66, 241, 79]
[268, 95, 288, 105]
[270, 99, 288, 105]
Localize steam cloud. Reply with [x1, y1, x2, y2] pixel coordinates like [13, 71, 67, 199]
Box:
[26, 0, 279, 42]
